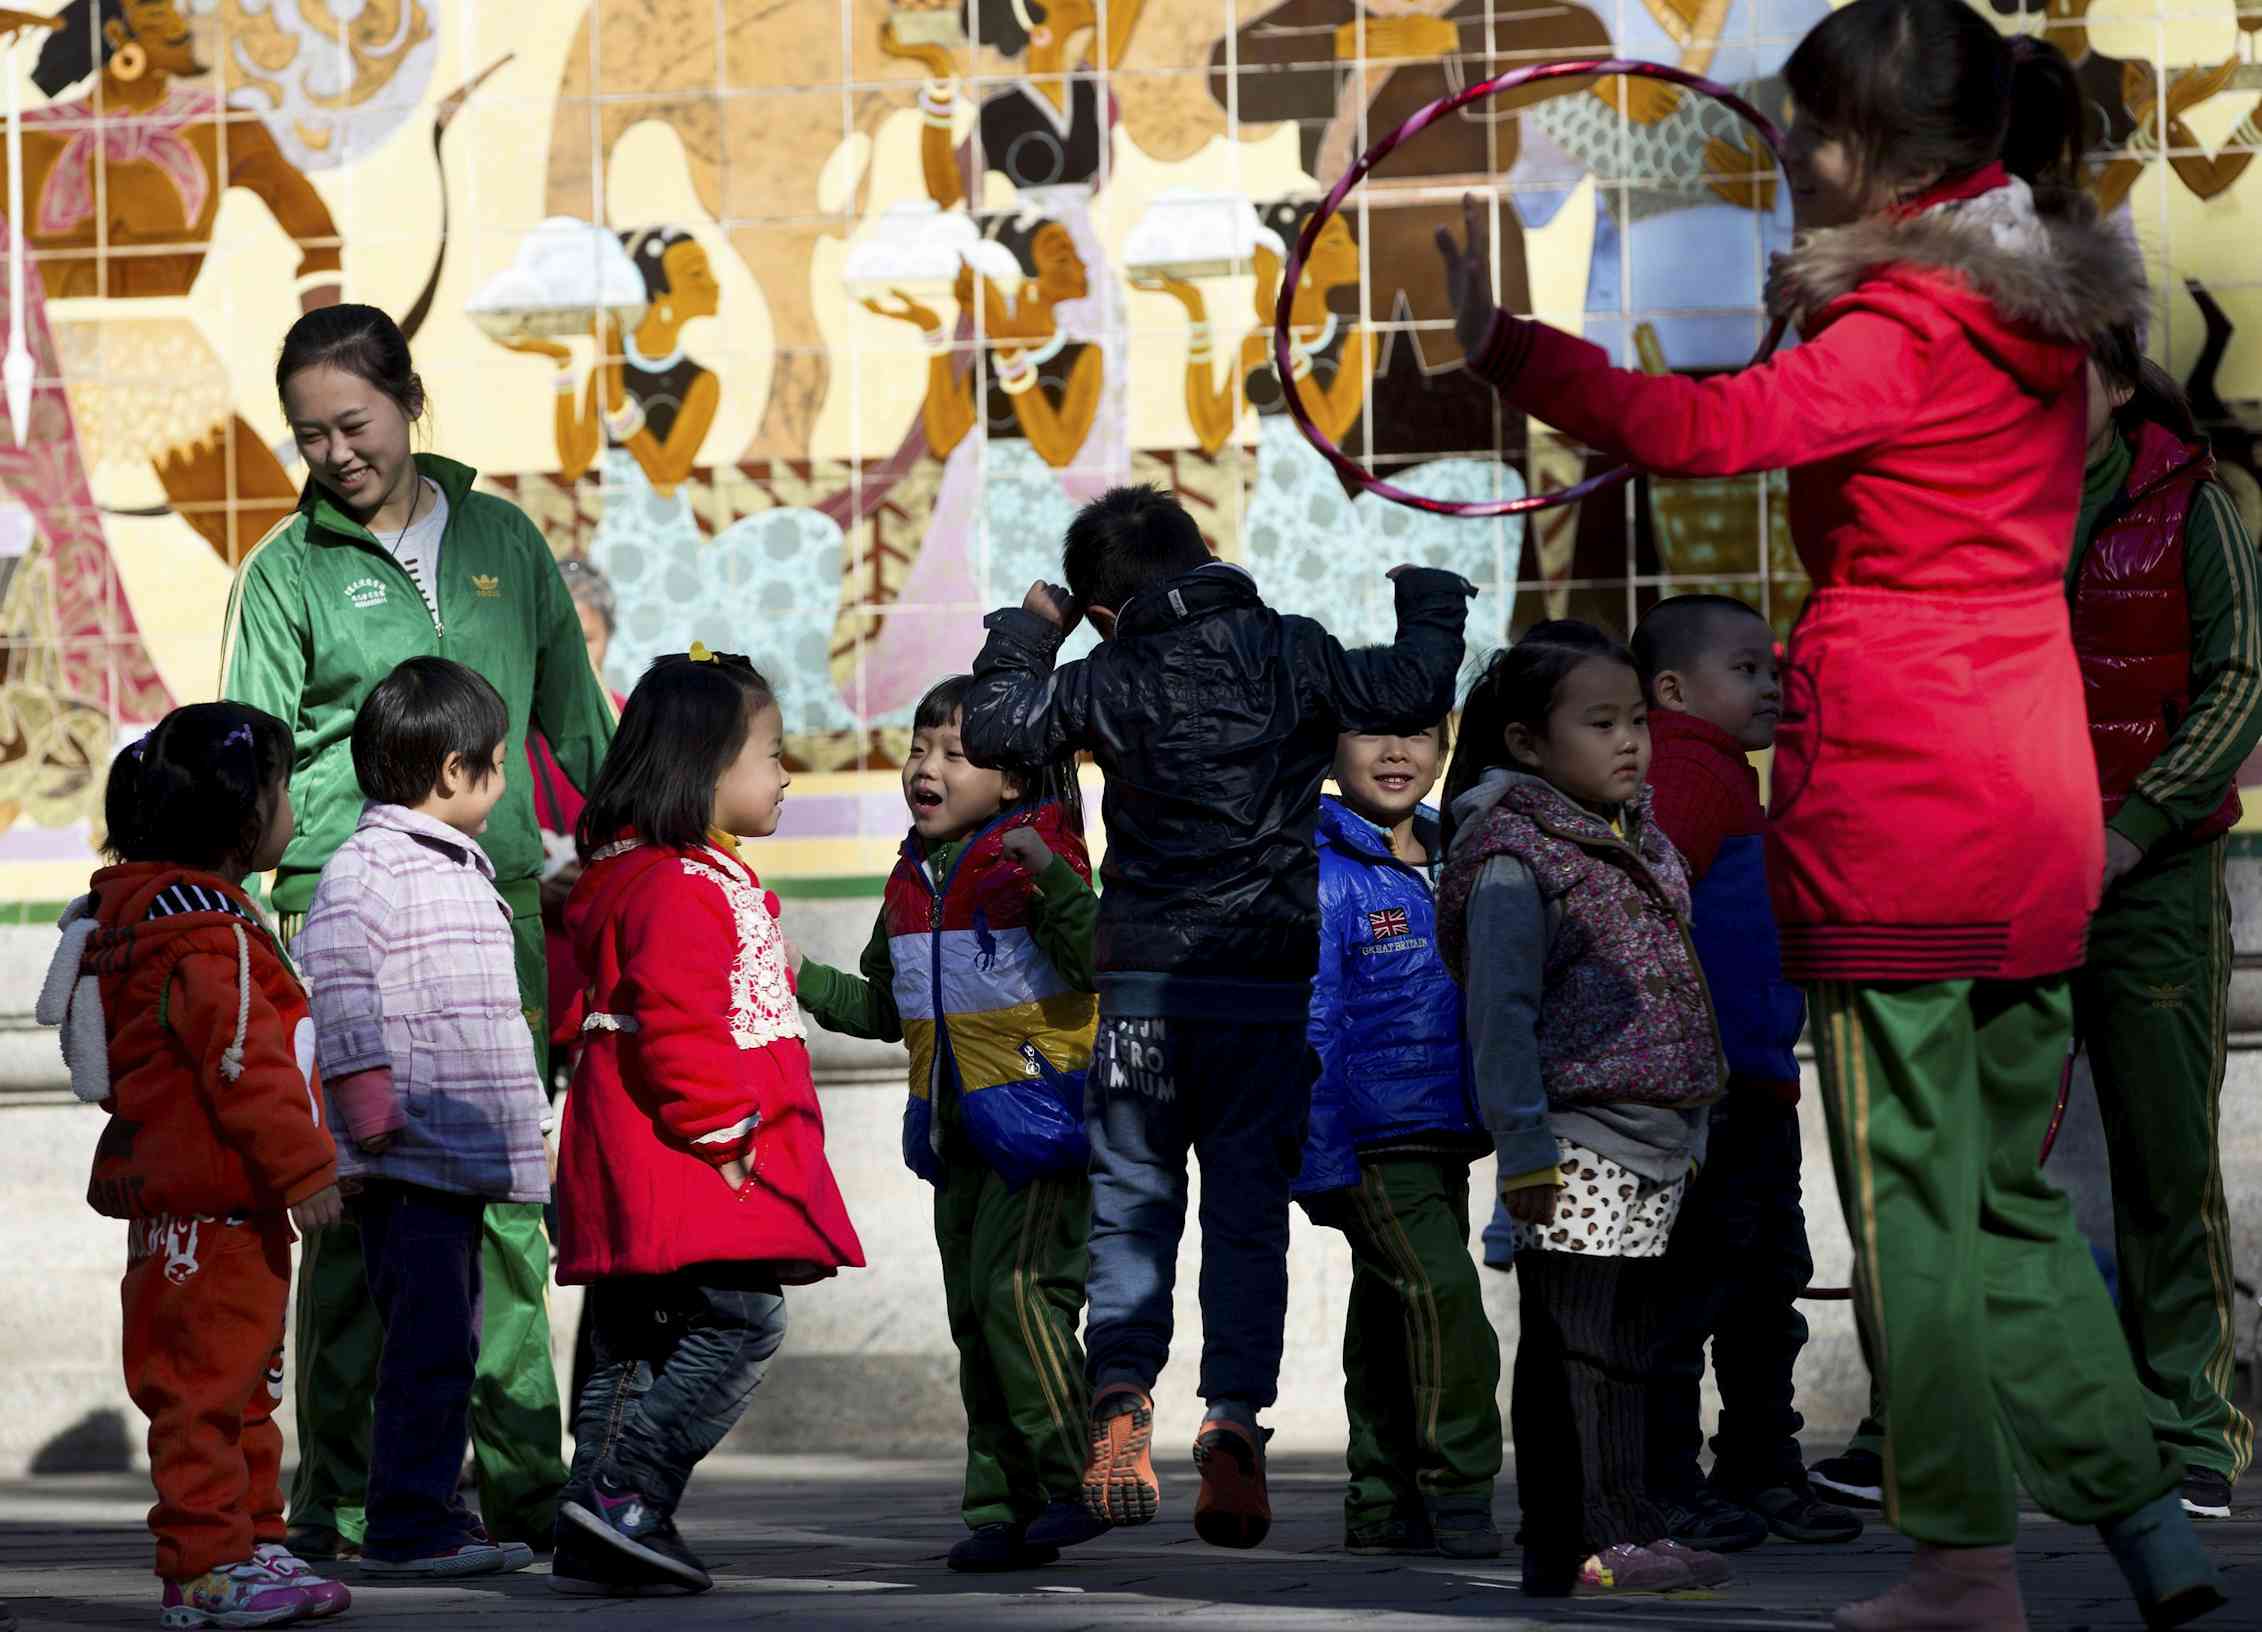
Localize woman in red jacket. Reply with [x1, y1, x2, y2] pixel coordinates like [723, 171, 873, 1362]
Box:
[1438, 3, 2220, 1626]
[551, 648, 864, 1598]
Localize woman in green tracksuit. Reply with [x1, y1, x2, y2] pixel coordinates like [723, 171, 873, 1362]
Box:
[221, 305, 616, 1556]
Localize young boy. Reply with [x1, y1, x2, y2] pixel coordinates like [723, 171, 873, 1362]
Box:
[961, 484, 1472, 1549]
[297, 657, 551, 1579]
[1295, 719, 1503, 1560]
[794, 675, 1103, 1574]
[1632, 595, 1860, 1550]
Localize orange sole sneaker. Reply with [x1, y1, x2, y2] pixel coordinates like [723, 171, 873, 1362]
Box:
[1192, 1420, 1271, 1549]
[1082, 1385, 1159, 1526]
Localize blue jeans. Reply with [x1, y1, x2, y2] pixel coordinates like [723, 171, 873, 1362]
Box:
[567, 1264, 787, 1514]
[356, 1182, 486, 1561]
[1082, 1008, 1317, 1409]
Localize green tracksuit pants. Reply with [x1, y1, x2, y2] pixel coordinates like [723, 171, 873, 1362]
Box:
[1809, 977, 2180, 1545]
[935, 1160, 1092, 1530]
[1304, 1156, 1503, 1529]
[285, 909, 568, 1545]
[2076, 840, 2255, 1482]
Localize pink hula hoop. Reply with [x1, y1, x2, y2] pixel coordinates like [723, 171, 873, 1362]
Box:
[1275, 57, 1791, 518]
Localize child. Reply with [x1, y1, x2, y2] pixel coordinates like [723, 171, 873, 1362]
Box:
[296, 658, 550, 1580]
[553, 649, 864, 1596]
[40, 703, 351, 1626]
[960, 484, 1471, 1548]
[1435, 621, 1729, 1597]
[794, 674, 1101, 1574]
[1439, 1, 2224, 1620]
[1294, 717, 1503, 1560]
[1633, 596, 1857, 1552]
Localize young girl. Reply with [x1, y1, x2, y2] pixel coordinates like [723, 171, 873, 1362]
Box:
[552, 649, 865, 1597]
[1295, 715, 1504, 1562]
[1434, 623, 1726, 1598]
[794, 673, 1100, 1574]
[40, 703, 351, 1627]
[1437, 2, 2222, 1623]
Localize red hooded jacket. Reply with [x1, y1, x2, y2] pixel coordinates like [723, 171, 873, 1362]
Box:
[1475, 183, 2147, 982]
[59, 865, 338, 1220]
[554, 834, 864, 1284]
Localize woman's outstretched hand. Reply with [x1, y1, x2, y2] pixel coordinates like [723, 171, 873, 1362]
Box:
[1434, 194, 1498, 358]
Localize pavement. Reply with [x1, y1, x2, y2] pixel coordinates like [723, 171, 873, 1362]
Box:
[3, 1455, 2256, 1629]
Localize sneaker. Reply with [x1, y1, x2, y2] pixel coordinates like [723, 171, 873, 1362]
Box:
[358, 1537, 533, 1579]
[1081, 1385, 1159, 1527]
[1577, 1542, 1698, 1593]
[1024, 1499, 1111, 1549]
[2180, 1468, 2234, 1520]
[1834, 1542, 2026, 1631]
[560, 1481, 713, 1593]
[1733, 1479, 1865, 1544]
[946, 1522, 1060, 1573]
[1426, 1498, 1503, 1559]
[1191, 1418, 1272, 1550]
[249, 1544, 351, 1618]
[1811, 1448, 1886, 1509]
[1345, 1515, 1434, 1555]
[280, 1525, 358, 1564]
[546, 1528, 700, 1598]
[1661, 1487, 1769, 1553]
[1650, 1538, 1734, 1587]
[159, 1560, 319, 1628]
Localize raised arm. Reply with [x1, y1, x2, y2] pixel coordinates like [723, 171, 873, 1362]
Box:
[1308, 566, 1474, 733]
[960, 595, 1100, 768]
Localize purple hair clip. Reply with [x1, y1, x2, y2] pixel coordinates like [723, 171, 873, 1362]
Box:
[124, 732, 152, 764]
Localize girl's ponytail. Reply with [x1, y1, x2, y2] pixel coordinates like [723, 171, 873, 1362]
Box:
[2002, 34, 2088, 214]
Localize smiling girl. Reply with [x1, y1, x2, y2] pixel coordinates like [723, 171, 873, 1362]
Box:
[220, 303, 616, 1561]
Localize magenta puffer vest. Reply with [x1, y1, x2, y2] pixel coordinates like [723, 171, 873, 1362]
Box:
[2072, 421, 2242, 841]
[1439, 775, 1723, 1111]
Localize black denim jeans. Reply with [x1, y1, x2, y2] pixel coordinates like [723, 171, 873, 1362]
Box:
[356, 1181, 486, 1561]
[567, 1263, 788, 1514]
[1646, 1093, 1815, 1498]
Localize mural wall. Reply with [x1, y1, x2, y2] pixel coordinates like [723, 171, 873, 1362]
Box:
[0, 0, 2257, 893]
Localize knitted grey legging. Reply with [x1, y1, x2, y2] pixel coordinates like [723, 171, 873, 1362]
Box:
[1512, 1252, 1673, 1559]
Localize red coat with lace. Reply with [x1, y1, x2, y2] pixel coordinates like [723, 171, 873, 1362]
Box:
[555, 835, 864, 1284]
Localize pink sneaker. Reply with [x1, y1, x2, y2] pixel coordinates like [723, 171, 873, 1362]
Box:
[251, 1543, 352, 1619]
[159, 1559, 320, 1628]
[1650, 1539, 1733, 1587]
[1578, 1542, 1698, 1593]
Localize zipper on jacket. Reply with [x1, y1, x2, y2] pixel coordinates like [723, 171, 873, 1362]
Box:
[911, 810, 1019, 1128]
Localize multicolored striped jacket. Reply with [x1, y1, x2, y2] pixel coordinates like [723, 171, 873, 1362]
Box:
[883, 802, 1098, 1189]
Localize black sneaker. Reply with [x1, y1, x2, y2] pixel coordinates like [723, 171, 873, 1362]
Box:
[1809, 1448, 1885, 1509]
[1344, 1515, 1434, 1555]
[1024, 1500, 1110, 1549]
[547, 1527, 701, 1598]
[1425, 1498, 1504, 1559]
[946, 1523, 1059, 1573]
[560, 1479, 713, 1593]
[1729, 1478, 1865, 1543]
[1660, 1487, 1769, 1553]
[2180, 1467, 2234, 1519]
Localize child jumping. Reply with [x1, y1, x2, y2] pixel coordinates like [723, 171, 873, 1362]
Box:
[1633, 595, 1857, 1552]
[296, 659, 550, 1580]
[795, 674, 1102, 1574]
[41, 702, 351, 1627]
[961, 484, 1471, 1548]
[1294, 716, 1503, 1560]
[1435, 621, 1729, 1598]
[554, 649, 864, 1596]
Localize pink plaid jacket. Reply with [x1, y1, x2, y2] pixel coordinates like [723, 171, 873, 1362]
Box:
[298, 804, 549, 1203]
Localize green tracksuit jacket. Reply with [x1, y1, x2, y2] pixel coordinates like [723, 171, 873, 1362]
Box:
[218, 453, 615, 916]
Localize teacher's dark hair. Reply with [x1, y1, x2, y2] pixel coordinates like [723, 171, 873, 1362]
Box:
[275, 304, 427, 425]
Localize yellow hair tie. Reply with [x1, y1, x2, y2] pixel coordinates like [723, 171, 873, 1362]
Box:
[689, 641, 714, 663]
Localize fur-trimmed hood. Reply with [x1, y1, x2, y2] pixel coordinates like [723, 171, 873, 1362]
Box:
[1766, 180, 2147, 384]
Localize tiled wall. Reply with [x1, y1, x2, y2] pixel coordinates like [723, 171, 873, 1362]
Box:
[1, 0, 2257, 891]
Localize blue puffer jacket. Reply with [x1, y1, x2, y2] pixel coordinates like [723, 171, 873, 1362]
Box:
[1295, 797, 1488, 1196]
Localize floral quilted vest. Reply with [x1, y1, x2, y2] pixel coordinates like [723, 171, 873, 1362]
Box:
[1438, 774, 1723, 1110]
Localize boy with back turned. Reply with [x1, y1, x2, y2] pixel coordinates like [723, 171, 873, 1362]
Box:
[960, 484, 1473, 1550]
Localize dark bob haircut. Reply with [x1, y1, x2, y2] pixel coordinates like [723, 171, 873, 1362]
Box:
[1061, 485, 1213, 616]
[352, 657, 510, 808]
[106, 702, 294, 873]
[915, 674, 1084, 836]
[1439, 621, 1637, 857]
[577, 653, 778, 857]
[2094, 324, 2199, 445]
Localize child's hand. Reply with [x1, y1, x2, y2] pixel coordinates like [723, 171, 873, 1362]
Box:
[291, 1183, 344, 1233]
[1502, 1183, 1560, 1227]
[1021, 581, 1078, 630]
[784, 938, 805, 979]
[1000, 826, 1052, 875]
[720, 1155, 751, 1191]
[356, 1132, 396, 1155]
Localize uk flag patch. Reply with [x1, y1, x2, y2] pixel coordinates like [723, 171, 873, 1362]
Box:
[1367, 908, 1411, 941]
